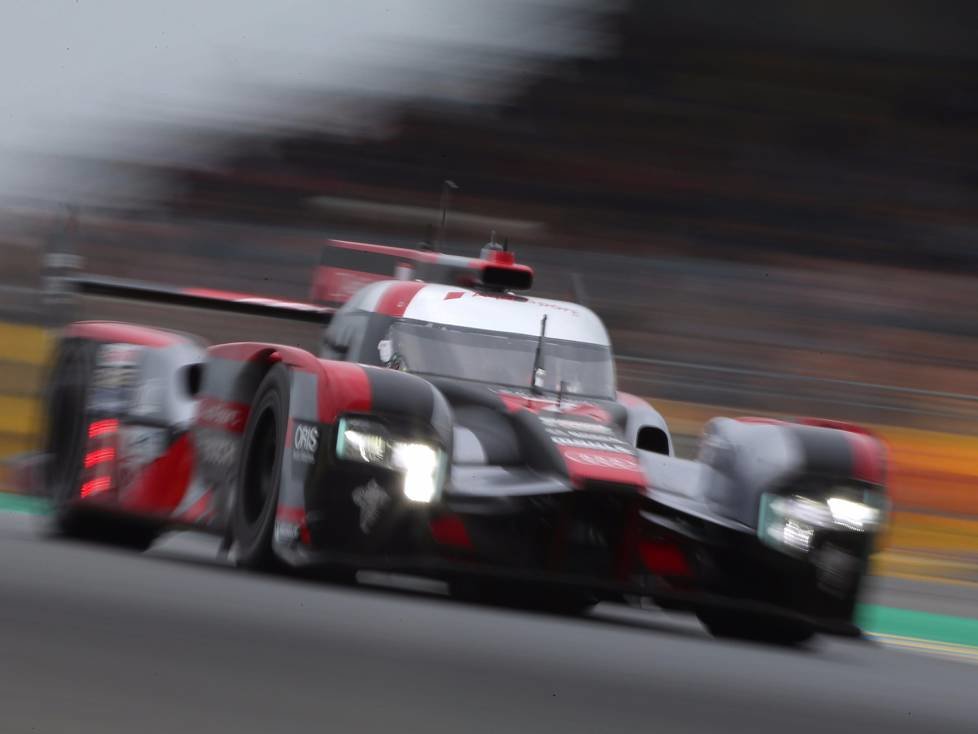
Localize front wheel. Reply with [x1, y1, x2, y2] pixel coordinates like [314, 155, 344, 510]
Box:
[232, 365, 290, 571]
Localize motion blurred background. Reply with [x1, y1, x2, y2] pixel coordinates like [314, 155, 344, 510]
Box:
[1, 0, 976, 582]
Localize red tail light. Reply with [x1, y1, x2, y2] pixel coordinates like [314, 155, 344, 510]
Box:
[80, 476, 112, 498]
[88, 419, 119, 438]
[84, 448, 116, 468]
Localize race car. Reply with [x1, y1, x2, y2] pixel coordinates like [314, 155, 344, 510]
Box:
[35, 237, 888, 644]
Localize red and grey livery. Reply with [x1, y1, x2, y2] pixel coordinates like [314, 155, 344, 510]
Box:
[37, 238, 888, 644]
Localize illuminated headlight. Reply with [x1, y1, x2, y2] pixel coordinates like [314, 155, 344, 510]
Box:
[759, 492, 886, 555]
[392, 443, 440, 503]
[827, 496, 882, 531]
[336, 417, 444, 503]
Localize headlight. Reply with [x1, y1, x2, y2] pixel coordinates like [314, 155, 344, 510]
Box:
[826, 496, 882, 531]
[758, 491, 886, 555]
[336, 417, 444, 503]
[391, 442, 440, 503]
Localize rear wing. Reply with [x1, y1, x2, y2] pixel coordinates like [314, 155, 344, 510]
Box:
[311, 239, 533, 307]
[49, 237, 533, 323]
[70, 274, 334, 324]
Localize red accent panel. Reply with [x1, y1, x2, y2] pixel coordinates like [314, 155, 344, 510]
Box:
[207, 343, 372, 425]
[735, 417, 785, 425]
[65, 322, 178, 348]
[847, 432, 886, 485]
[557, 446, 646, 489]
[275, 506, 311, 545]
[485, 250, 516, 265]
[316, 361, 372, 423]
[375, 281, 426, 317]
[639, 538, 691, 577]
[120, 433, 196, 515]
[276, 506, 307, 524]
[178, 490, 214, 524]
[311, 266, 387, 305]
[444, 291, 464, 301]
[429, 514, 473, 550]
[208, 343, 322, 373]
[496, 391, 612, 424]
[797, 417, 876, 436]
[327, 239, 440, 263]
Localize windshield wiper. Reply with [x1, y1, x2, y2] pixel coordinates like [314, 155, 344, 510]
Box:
[530, 314, 547, 395]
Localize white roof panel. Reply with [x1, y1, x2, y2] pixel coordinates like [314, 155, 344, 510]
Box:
[398, 283, 611, 346]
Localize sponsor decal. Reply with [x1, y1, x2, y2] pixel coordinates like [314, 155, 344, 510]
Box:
[89, 343, 142, 411]
[292, 423, 320, 464]
[117, 426, 166, 493]
[552, 437, 634, 454]
[541, 415, 634, 454]
[131, 378, 163, 417]
[352, 479, 389, 533]
[196, 398, 248, 433]
[274, 521, 301, 545]
[197, 431, 237, 468]
[563, 451, 640, 472]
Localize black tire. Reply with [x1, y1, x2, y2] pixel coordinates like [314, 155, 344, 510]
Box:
[44, 339, 94, 535]
[232, 365, 290, 570]
[697, 610, 815, 646]
[43, 339, 159, 551]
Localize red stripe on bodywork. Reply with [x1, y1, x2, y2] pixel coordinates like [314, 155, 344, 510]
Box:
[120, 433, 196, 515]
[557, 446, 646, 489]
[497, 392, 613, 424]
[735, 417, 785, 425]
[311, 267, 388, 305]
[317, 361, 372, 422]
[429, 514, 473, 550]
[65, 321, 178, 348]
[206, 343, 372, 424]
[847, 432, 886, 485]
[327, 239, 441, 263]
[375, 281, 426, 317]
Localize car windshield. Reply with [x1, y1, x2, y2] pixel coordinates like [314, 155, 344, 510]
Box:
[385, 320, 615, 399]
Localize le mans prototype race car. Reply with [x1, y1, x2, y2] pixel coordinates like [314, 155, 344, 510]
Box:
[36, 237, 889, 644]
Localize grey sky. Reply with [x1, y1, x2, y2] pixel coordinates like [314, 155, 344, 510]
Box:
[0, 0, 607, 203]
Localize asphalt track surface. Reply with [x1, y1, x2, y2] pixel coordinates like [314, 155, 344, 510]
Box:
[0, 514, 976, 733]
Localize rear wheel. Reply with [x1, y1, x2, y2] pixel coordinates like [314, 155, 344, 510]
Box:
[697, 610, 814, 646]
[43, 339, 159, 551]
[232, 365, 290, 570]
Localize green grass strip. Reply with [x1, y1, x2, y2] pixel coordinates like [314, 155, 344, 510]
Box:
[0, 492, 49, 515]
[858, 603, 978, 648]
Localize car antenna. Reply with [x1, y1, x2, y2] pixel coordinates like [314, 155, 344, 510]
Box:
[434, 179, 459, 252]
[530, 314, 547, 395]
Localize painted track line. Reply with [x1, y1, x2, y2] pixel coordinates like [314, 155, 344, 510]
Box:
[869, 633, 978, 665]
